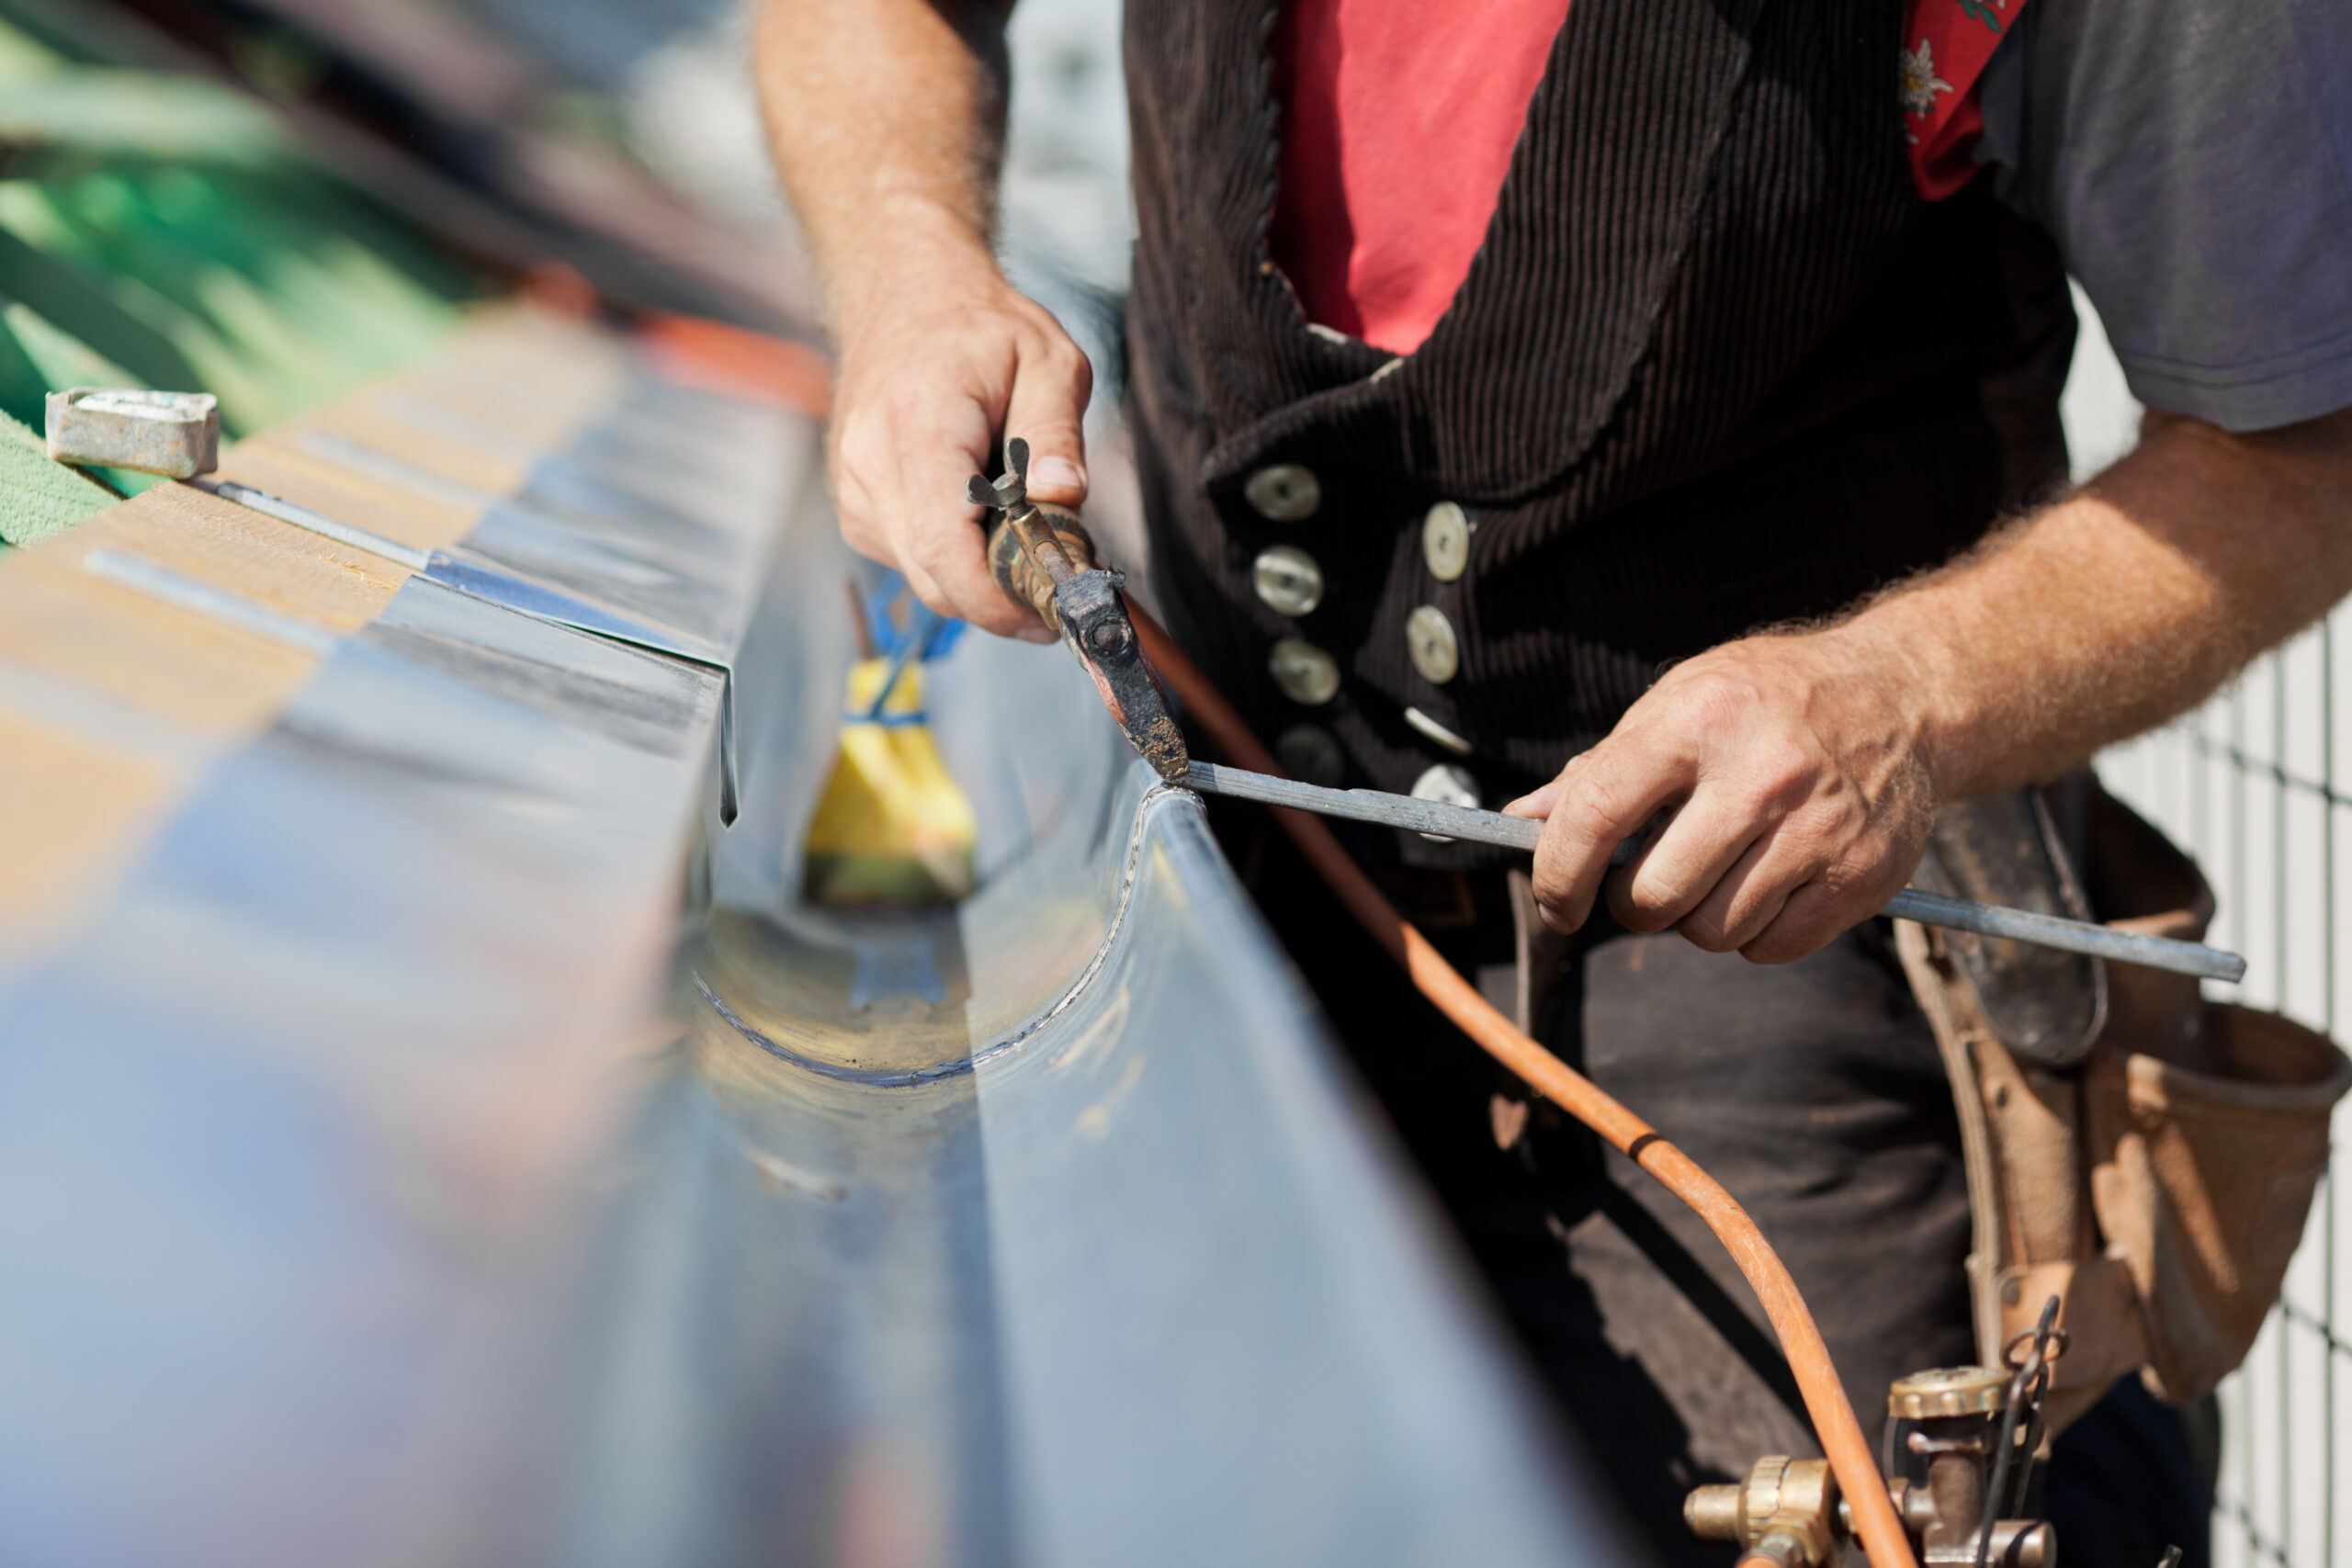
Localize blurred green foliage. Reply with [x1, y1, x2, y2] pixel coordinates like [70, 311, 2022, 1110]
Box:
[0, 11, 479, 535]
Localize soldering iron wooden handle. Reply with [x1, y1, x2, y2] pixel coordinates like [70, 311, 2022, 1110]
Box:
[1125, 602, 1921, 1568]
[986, 502, 1095, 636]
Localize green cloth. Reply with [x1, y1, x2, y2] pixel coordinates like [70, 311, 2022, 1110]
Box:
[0, 406, 113, 547]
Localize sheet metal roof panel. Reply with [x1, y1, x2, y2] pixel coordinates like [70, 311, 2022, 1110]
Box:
[0, 606, 725, 1568]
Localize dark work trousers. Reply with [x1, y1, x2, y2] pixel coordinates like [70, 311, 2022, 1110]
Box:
[1212, 804, 2212, 1567]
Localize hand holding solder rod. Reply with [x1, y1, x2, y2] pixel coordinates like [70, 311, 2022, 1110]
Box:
[1182, 761, 2246, 983]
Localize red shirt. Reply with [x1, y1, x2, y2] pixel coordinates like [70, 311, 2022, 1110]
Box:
[1270, 0, 2022, 355]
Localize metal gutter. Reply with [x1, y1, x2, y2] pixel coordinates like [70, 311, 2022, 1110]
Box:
[0, 330, 1619, 1564]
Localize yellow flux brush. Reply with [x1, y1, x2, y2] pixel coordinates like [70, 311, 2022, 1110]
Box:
[801, 581, 978, 908]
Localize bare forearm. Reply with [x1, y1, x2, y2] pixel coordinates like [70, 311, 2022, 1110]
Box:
[1847, 406, 2352, 798]
[752, 0, 1093, 637]
[1513, 404, 2352, 959]
[752, 0, 1010, 333]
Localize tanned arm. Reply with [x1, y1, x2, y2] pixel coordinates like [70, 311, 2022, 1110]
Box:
[752, 1, 2352, 964]
[754, 0, 1087, 640]
[1510, 405, 2352, 961]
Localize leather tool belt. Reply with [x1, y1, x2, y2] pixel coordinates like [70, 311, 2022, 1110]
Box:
[1897, 775, 2352, 1433]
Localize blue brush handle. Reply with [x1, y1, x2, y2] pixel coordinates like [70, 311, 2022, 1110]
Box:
[860, 601, 947, 721]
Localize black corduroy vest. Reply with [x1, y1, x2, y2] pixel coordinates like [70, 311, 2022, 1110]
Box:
[1122, 0, 2071, 864]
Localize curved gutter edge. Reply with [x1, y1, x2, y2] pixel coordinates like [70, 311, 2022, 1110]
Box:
[698, 780, 1194, 1089]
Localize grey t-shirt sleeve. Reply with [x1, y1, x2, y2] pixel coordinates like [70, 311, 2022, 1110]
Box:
[1975, 0, 2352, 432]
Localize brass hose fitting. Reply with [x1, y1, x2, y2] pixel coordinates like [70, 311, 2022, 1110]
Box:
[1688, 1368, 2057, 1568]
[1687, 1457, 1841, 1568]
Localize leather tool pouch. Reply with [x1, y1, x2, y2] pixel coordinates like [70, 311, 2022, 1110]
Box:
[1896, 775, 2350, 1433]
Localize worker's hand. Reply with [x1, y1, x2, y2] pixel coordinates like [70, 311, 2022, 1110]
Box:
[829, 254, 1092, 640]
[1502, 628, 1942, 964]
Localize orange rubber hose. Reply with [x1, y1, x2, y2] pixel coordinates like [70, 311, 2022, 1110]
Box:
[1129, 606, 1918, 1568]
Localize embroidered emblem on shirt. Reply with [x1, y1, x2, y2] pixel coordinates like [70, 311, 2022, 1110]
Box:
[1953, 0, 2007, 32]
[1902, 0, 2030, 198]
[1899, 39, 1954, 118]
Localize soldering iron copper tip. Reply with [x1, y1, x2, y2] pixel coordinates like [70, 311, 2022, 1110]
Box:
[1136, 711, 1190, 783]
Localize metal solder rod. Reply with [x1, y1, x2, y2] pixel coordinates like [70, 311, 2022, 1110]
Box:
[1182, 761, 2248, 984]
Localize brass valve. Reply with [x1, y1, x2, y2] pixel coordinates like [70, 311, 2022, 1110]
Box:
[1686, 1366, 2056, 1568]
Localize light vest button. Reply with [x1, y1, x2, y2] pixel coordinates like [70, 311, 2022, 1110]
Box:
[1410, 762, 1480, 840]
[1407, 604, 1460, 684]
[1410, 762, 1479, 808]
[1404, 705, 1472, 756]
[1244, 463, 1322, 522]
[1275, 724, 1346, 787]
[1269, 637, 1341, 705]
[1251, 545, 1325, 616]
[1422, 502, 1470, 581]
